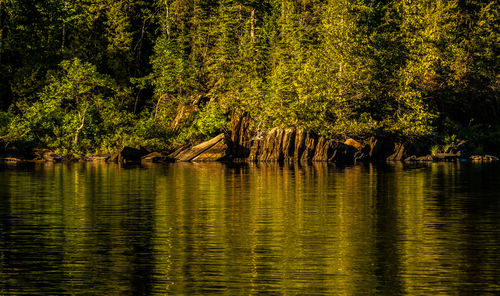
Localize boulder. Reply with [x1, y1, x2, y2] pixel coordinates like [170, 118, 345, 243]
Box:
[354, 151, 368, 162]
[87, 156, 108, 162]
[192, 137, 229, 161]
[416, 155, 434, 162]
[403, 155, 417, 162]
[246, 128, 359, 163]
[434, 153, 460, 161]
[34, 149, 62, 162]
[386, 142, 406, 161]
[344, 138, 363, 150]
[485, 155, 498, 161]
[328, 141, 358, 163]
[111, 146, 150, 163]
[294, 129, 307, 159]
[248, 128, 298, 162]
[230, 112, 252, 158]
[281, 128, 296, 161]
[1, 157, 22, 163]
[469, 155, 482, 161]
[470, 155, 499, 162]
[386, 140, 431, 162]
[446, 141, 469, 157]
[107, 153, 119, 162]
[404, 155, 434, 162]
[261, 128, 285, 161]
[141, 152, 174, 163]
[248, 139, 262, 162]
[174, 134, 229, 162]
[312, 138, 357, 163]
[312, 137, 331, 161]
[168, 145, 189, 159]
[365, 137, 393, 160]
[299, 131, 318, 162]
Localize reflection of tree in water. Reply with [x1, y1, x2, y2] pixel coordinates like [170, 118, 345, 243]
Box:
[0, 162, 499, 295]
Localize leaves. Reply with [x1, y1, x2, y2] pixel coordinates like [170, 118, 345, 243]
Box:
[0, 0, 498, 153]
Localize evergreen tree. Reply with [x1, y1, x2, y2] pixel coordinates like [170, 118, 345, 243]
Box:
[0, 0, 498, 153]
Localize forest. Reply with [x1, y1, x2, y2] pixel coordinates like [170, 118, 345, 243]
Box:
[0, 0, 498, 158]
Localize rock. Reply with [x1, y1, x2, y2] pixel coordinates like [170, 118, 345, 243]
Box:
[328, 141, 358, 163]
[1, 157, 22, 162]
[365, 137, 393, 160]
[299, 131, 317, 162]
[387, 140, 431, 162]
[248, 139, 262, 162]
[261, 128, 285, 161]
[87, 156, 108, 162]
[354, 151, 368, 162]
[386, 142, 406, 161]
[248, 128, 298, 162]
[470, 155, 482, 161]
[34, 149, 61, 162]
[192, 138, 229, 161]
[174, 134, 229, 162]
[167, 145, 189, 159]
[281, 128, 296, 161]
[230, 111, 252, 158]
[116, 146, 150, 163]
[246, 128, 359, 163]
[404, 155, 418, 162]
[434, 153, 460, 161]
[405, 155, 434, 162]
[293, 129, 308, 160]
[446, 141, 468, 157]
[416, 155, 434, 162]
[344, 138, 363, 150]
[470, 155, 499, 162]
[485, 155, 498, 161]
[312, 138, 357, 163]
[107, 153, 119, 163]
[312, 137, 332, 161]
[141, 152, 174, 163]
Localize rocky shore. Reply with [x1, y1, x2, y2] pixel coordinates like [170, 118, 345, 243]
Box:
[1, 115, 498, 164]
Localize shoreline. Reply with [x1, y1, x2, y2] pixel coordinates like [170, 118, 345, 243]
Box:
[1, 128, 498, 165]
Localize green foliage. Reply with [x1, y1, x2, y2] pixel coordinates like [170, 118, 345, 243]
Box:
[430, 145, 440, 156]
[6, 58, 133, 156]
[0, 0, 498, 155]
[458, 124, 500, 155]
[0, 111, 9, 137]
[192, 102, 228, 137]
[430, 134, 458, 155]
[130, 109, 175, 150]
[173, 102, 229, 146]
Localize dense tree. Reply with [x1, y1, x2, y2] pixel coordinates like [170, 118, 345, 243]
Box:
[0, 0, 498, 154]
[4, 58, 132, 156]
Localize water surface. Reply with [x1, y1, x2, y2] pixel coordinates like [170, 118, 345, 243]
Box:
[0, 162, 499, 295]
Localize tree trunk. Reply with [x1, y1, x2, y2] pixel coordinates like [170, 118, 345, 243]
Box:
[74, 106, 88, 145]
[250, 9, 255, 43]
[165, 0, 170, 39]
[61, 24, 65, 50]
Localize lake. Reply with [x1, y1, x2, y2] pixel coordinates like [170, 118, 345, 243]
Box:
[1, 162, 499, 295]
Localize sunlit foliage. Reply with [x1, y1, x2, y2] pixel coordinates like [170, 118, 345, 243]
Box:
[0, 0, 498, 154]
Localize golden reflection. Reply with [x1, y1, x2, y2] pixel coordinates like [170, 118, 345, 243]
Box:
[0, 162, 499, 295]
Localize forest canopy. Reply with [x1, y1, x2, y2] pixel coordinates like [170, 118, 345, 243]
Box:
[0, 0, 498, 156]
